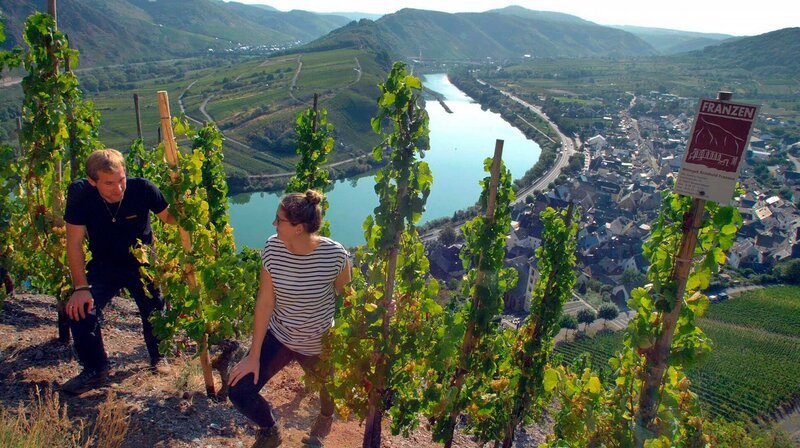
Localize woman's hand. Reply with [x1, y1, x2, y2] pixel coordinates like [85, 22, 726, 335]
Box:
[228, 354, 260, 387]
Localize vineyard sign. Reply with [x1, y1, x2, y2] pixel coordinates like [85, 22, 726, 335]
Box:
[675, 98, 759, 204]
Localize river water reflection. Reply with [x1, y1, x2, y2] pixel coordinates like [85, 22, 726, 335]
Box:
[229, 73, 541, 249]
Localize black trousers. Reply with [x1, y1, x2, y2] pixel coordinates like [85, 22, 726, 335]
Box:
[69, 263, 164, 372]
[228, 331, 334, 429]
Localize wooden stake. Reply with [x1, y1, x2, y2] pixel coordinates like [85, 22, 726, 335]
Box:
[312, 93, 319, 132]
[15, 116, 22, 157]
[48, 0, 57, 29]
[134, 94, 143, 141]
[443, 139, 504, 448]
[157, 90, 216, 398]
[635, 91, 730, 442]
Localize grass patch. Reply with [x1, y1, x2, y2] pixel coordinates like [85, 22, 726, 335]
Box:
[0, 386, 129, 448]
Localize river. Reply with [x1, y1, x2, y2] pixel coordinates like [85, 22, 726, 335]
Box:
[228, 73, 541, 249]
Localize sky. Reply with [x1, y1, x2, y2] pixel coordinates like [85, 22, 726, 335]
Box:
[228, 0, 799, 36]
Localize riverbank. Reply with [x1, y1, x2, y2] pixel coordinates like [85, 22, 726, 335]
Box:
[418, 71, 573, 236]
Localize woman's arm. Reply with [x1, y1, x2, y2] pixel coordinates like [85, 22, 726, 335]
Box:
[229, 267, 276, 386]
[334, 259, 352, 296]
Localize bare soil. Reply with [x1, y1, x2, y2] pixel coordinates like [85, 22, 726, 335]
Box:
[0, 294, 548, 447]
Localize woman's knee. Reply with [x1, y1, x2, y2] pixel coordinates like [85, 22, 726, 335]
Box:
[228, 376, 258, 406]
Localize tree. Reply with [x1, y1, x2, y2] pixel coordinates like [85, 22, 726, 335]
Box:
[438, 225, 457, 246]
[774, 259, 800, 285]
[558, 314, 578, 338]
[597, 302, 619, 329]
[620, 268, 646, 288]
[576, 308, 596, 332]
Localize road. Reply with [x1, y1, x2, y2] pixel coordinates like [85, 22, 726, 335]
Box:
[622, 95, 659, 172]
[479, 82, 579, 203]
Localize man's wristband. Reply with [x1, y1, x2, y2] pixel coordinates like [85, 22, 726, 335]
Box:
[71, 285, 91, 294]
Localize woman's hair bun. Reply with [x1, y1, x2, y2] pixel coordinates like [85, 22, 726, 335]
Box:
[305, 189, 322, 206]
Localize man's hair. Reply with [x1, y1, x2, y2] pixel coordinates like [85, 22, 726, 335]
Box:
[85, 149, 125, 181]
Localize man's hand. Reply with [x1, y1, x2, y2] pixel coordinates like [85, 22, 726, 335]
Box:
[67, 289, 94, 320]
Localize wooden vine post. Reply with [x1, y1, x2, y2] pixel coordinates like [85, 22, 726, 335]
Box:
[443, 139, 504, 448]
[635, 91, 733, 439]
[157, 90, 216, 396]
[134, 93, 143, 141]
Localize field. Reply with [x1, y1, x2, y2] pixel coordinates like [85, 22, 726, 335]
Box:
[491, 57, 800, 112]
[555, 286, 800, 422]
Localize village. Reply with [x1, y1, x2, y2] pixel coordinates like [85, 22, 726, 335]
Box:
[424, 90, 800, 333]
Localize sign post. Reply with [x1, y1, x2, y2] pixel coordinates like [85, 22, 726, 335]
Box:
[637, 91, 760, 440]
[675, 94, 759, 205]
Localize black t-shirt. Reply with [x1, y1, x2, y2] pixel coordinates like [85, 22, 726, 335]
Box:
[65, 177, 168, 267]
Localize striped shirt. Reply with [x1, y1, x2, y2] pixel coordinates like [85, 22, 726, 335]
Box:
[261, 235, 348, 355]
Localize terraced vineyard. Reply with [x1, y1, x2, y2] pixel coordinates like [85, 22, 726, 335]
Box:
[704, 286, 800, 337]
[1, 48, 384, 181]
[555, 286, 800, 421]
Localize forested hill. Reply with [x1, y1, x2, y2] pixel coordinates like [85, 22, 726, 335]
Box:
[303, 7, 656, 61]
[0, 0, 350, 66]
[677, 27, 800, 75]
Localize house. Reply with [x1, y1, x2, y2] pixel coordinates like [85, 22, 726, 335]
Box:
[586, 135, 608, 150]
[504, 256, 536, 313]
[612, 285, 630, 302]
[727, 240, 766, 271]
[428, 244, 464, 281]
[506, 221, 541, 254]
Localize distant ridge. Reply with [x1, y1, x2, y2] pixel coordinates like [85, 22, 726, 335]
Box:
[0, 0, 350, 66]
[677, 27, 800, 75]
[303, 7, 656, 60]
[612, 25, 735, 54]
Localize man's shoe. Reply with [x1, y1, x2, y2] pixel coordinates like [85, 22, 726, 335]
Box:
[252, 425, 282, 448]
[301, 413, 333, 447]
[149, 358, 172, 375]
[60, 368, 109, 395]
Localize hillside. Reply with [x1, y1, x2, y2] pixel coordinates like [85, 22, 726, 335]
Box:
[304, 7, 656, 61]
[678, 27, 800, 75]
[0, 0, 350, 66]
[612, 25, 734, 54]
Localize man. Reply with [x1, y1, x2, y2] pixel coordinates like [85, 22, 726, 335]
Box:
[61, 149, 176, 395]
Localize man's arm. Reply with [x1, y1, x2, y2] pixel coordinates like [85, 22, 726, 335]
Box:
[155, 206, 177, 226]
[65, 223, 92, 320]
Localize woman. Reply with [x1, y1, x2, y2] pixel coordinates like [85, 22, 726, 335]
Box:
[229, 190, 351, 448]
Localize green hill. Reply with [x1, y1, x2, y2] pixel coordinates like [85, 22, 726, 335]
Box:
[0, 0, 350, 66]
[303, 7, 656, 61]
[677, 27, 800, 75]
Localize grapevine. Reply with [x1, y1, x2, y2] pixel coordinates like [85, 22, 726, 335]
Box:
[0, 21, 20, 308]
[12, 13, 101, 341]
[324, 62, 443, 447]
[542, 189, 744, 447]
[499, 205, 579, 447]
[286, 94, 334, 236]
[429, 151, 518, 447]
[143, 119, 259, 398]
